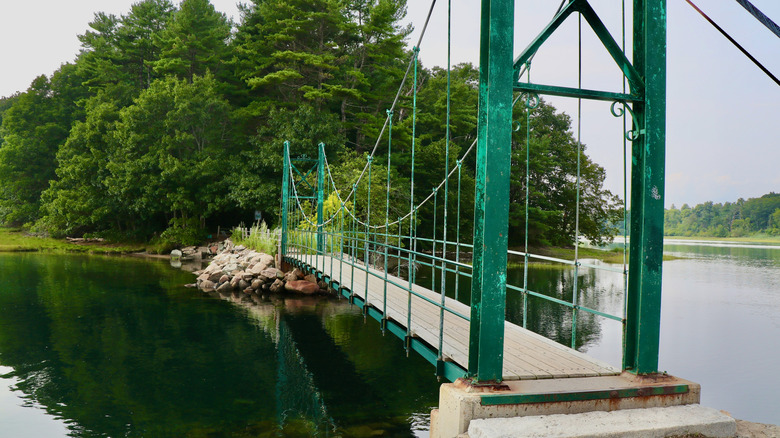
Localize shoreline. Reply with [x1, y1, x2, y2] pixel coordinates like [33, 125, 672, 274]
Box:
[1, 227, 779, 433]
[665, 235, 780, 244]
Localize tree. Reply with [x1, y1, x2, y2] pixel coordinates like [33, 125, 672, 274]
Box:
[232, 0, 410, 150]
[232, 0, 345, 110]
[77, 0, 174, 96]
[38, 94, 125, 237]
[0, 64, 89, 225]
[769, 209, 780, 236]
[229, 104, 346, 226]
[663, 192, 780, 237]
[337, 0, 411, 151]
[120, 0, 176, 89]
[0, 94, 20, 148]
[155, 0, 231, 83]
[105, 74, 236, 238]
[509, 100, 623, 247]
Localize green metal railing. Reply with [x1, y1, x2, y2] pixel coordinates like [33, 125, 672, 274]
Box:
[280, 0, 667, 383]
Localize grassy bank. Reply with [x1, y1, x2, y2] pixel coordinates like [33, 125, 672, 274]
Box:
[508, 245, 682, 267]
[0, 228, 145, 254]
[665, 234, 780, 244]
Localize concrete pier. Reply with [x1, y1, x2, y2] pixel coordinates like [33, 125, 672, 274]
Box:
[430, 373, 703, 438]
[466, 405, 736, 438]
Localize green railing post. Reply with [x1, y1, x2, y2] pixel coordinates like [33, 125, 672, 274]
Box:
[468, 0, 515, 382]
[317, 142, 325, 253]
[624, 0, 666, 375]
[281, 141, 290, 259]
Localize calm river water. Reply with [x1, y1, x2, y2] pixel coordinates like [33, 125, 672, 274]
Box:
[0, 240, 778, 436]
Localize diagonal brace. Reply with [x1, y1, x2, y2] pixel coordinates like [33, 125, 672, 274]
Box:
[513, 0, 645, 95]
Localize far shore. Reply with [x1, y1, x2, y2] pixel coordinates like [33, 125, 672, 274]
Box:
[664, 235, 780, 244]
[0, 227, 146, 255]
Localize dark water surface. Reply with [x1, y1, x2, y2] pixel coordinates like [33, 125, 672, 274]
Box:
[0, 254, 439, 437]
[2, 240, 779, 436]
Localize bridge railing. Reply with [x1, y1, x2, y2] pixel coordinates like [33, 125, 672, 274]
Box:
[279, 0, 667, 382]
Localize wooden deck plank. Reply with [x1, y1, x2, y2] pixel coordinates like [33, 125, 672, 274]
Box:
[291, 253, 619, 380]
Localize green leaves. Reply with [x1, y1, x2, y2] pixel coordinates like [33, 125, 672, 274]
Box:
[154, 0, 231, 83]
[0, 0, 624, 251]
[508, 100, 623, 247]
[665, 193, 780, 237]
[0, 65, 88, 226]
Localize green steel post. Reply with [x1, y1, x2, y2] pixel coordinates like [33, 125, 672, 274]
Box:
[365, 156, 372, 307]
[317, 142, 325, 253]
[281, 141, 291, 259]
[468, 0, 515, 382]
[432, 189, 437, 292]
[383, 110, 393, 330]
[624, 0, 666, 375]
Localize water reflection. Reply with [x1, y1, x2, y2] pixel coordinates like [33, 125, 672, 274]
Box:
[0, 254, 439, 437]
[664, 241, 780, 267]
[415, 259, 626, 361]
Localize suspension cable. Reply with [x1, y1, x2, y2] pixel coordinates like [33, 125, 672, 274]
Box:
[293, 0, 564, 232]
[338, 0, 441, 208]
[735, 0, 780, 39]
[683, 0, 780, 86]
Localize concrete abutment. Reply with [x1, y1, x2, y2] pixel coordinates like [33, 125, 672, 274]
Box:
[428, 373, 740, 438]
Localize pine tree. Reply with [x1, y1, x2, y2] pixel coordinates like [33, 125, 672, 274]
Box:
[155, 0, 231, 83]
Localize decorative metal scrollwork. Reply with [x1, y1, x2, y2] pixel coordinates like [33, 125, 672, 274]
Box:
[522, 92, 540, 109]
[512, 92, 540, 131]
[610, 101, 644, 141]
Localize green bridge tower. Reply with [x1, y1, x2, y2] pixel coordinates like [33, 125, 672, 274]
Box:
[469, 0, 667, 382]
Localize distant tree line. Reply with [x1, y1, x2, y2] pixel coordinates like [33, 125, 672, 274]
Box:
[0, 0, 621, 248]
[665, 193, 780, 237]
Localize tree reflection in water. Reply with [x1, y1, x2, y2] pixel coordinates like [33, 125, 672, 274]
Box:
[0, 253, 439, 437]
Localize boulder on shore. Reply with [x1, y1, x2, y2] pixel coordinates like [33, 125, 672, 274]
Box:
[285, 280, 320, 295]
[269, 279, 284, 293]
[260, 268, 281, 281]
[249, 254, 275, 274]
[190, 240, 337, 300]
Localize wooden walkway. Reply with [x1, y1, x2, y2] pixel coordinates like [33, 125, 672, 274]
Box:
[289, 253, 619, 381]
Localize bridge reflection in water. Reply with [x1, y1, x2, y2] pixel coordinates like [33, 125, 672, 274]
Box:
[285, 252, 619, 383]
[225, 291, 440, 436]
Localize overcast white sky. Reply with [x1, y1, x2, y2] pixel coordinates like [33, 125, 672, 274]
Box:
[1, 0, 778, 208]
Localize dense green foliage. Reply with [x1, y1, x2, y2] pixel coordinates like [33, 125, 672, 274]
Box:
[0, 0, 621, 247]
[510, 101, 622, 246]
[665, 192, 780, 237]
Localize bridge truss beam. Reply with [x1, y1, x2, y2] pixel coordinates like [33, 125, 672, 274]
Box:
[470, 0, 667, 381]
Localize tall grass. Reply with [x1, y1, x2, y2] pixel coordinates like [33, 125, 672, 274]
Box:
[231, 222, 281, 255]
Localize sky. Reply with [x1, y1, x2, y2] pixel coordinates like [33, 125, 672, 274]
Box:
[0, 0, 778, 208]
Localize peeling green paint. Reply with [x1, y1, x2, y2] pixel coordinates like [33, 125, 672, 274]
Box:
[469, 0, 515, 382]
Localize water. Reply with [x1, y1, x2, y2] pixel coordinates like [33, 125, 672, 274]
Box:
[658, 240, 780, 425]
[415, 240, 780, 425]
[1, 241, 778, 435]
[0, 253, 440, 437]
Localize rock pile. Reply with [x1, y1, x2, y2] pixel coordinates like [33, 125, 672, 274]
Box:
[190, 240, 329, 295]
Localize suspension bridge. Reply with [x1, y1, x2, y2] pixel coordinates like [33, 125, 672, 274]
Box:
[277, 0, 776, 435]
